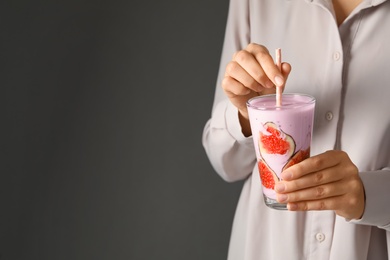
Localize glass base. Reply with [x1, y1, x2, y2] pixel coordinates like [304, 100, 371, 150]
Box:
[263, 195, 287, 210]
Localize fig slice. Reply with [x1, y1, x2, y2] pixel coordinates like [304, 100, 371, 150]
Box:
[259, 122, 295, 158]
[282, 148, 311, 171]
[258, 159, 280, 189]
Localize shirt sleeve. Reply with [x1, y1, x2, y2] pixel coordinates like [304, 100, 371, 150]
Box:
[202, 0, 256, 182]
[349, 168, 390, 232]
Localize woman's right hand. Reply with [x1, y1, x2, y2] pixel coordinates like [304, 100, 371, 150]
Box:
[222, 43, 292, 136]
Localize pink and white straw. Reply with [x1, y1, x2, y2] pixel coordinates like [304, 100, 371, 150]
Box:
[275, 48, 282, 107]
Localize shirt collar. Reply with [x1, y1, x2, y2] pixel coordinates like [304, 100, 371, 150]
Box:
[366, 0, 387, 7]
[303, 0, 388, 10]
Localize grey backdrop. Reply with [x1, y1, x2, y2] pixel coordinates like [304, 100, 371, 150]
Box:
[1, 1, 244, 259]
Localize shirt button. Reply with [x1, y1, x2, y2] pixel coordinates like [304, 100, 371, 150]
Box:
[333, 52, 341, 61]
[325, 112, 333, 121]
[316, 233, 325, 242]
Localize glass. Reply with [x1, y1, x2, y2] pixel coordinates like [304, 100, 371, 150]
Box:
[247, 93, 316, 210]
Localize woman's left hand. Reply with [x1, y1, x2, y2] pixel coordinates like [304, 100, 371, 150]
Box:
[275, 150, 365, 220]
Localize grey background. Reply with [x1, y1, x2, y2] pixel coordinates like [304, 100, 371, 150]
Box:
[1, 1, 244, 260]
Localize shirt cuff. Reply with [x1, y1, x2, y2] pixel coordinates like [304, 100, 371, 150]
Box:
[348, 169, 390, 230]
[225, 101, 253, 144]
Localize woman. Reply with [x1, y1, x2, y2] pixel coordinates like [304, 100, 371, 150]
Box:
[202, 0, 390, 259]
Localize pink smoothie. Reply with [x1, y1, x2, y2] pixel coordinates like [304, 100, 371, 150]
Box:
[247, 94, 315, 208]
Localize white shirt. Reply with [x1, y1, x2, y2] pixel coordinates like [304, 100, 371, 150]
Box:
[202, 0, 390, 259]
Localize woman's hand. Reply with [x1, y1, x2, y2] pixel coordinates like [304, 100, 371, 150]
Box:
[222, 43, 292, 136]
[275, 150, 365, 220]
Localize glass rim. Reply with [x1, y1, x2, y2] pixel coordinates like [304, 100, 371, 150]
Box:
[246, 93, 315, 110]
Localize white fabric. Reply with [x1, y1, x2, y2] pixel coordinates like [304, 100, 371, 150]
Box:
[202, 0, 390, 259]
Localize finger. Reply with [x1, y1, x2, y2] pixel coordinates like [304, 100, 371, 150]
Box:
[222, 75, 251, 96]
[273, 62, 292, 93]
[276, 167, 344, 193]
[246, 43, 285, 87]
[286, 194, 361, 219]
[281, 62, 292, 77]
[221, 75, 259, 113]
[233, 50, 274, 89]
[287, 198, 337, 211]
[225, 61, 264, 93]
[276, 180, 346, 203]
[284, 185, 364, 219]
[280, 62, 292, 92]
[281, 151, 341, 180]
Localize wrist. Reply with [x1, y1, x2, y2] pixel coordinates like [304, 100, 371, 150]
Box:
[238, 110, 252, 137]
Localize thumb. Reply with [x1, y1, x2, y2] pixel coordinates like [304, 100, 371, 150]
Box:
[281, 62, 292, 92]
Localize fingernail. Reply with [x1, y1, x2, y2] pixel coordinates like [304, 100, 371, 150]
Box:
[277, 194, 288, 203]
[274, 182, 285, 192]
[274, 75, 284, 87]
